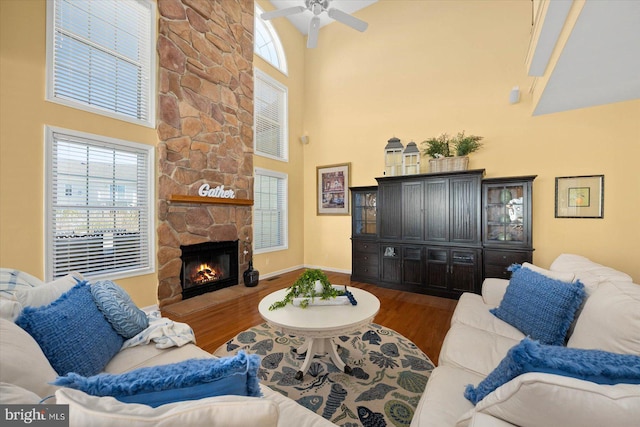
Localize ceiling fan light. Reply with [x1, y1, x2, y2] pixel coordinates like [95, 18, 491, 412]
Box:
[307, 16, 320, 48]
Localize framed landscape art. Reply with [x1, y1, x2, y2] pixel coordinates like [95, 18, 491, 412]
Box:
[555, 175, 604, 218]
[317, 163, 350, 215]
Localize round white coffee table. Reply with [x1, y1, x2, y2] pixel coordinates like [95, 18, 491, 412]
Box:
[258, 287, 380, 380]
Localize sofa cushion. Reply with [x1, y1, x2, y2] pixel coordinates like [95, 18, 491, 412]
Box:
[490, 264, 585, 345]
[0, 298, 22, 321]
[0, 268, 44, 297]
[90, 280, 148, 339]
[452, 293, 525, 340]
[521, 262, 575, 282]
[15, 281, 123, 376]
[0, 383, 43, 404]
[55, 388, 279, 427]
[568, 281, 640, 355]
[0, 319, 59, 399]
[464, 338, 640, 405]
[54, 352, 262, 407]
[458, 372, 640, 427]
[15, 272, 83, 308]
[550, 254, 633, 294]
[104, 342, 213, 374]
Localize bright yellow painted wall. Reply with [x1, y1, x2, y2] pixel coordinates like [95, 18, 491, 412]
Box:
[0, 0, 159, 305]
[302, 1, 640, 280]
[252, 0, 306, 276]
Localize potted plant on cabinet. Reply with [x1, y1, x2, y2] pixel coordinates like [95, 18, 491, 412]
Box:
[421, 131, 483, 172]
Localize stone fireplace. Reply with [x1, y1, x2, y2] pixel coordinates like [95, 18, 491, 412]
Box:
[180, 240, 239, 299]
[156, 0, 254, 308]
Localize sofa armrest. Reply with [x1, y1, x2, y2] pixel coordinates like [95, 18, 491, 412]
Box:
[481, 278, 509, 307]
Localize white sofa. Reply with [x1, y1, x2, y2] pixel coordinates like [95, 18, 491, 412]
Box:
[410, 254, 640, 427]
[0, 270, 334, 427]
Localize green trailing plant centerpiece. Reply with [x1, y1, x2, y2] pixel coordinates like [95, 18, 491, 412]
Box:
[268, 269, 345, 310]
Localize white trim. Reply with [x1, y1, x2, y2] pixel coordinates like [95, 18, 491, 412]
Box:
[253, 167, 288, 254]
[44, 125, 156, 281]
[254, 68, 289, 162]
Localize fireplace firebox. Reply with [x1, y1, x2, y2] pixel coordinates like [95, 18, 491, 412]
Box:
[179, 240, 239, 300]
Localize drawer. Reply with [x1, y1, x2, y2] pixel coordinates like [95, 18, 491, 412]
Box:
[484, 250, 530, 266]
[353, 240, 378, 254]
[354, 253, 377, 267]
[353, 262, 379, 279]
[484, 264, 512, 279]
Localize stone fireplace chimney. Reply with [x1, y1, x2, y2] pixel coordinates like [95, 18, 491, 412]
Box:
[156, 0, 254, 308]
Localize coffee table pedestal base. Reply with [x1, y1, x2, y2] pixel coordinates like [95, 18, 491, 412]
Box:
[293, 337, 351, 380]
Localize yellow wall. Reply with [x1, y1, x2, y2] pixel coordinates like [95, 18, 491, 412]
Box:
[0, 0, 159, 305]
[302, 1, 640, 281]
[252, 0, 306, 276]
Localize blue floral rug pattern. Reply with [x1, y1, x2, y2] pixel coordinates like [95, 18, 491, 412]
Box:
[214, 322, 434, 427]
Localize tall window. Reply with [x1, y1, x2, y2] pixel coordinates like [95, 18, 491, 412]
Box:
[254, 168, 288, 253]
[254, 69, 288, 161]
[45, 126, 154, 280]
[46, 0, 156, 127]
[254, 4, 288, 74]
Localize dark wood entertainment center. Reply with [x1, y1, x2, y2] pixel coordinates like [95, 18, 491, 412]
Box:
[351, 170, 536, 299]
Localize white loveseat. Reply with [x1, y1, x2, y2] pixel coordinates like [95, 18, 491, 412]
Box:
[0, 270, 334, 427]
[410, 254, 640, 427]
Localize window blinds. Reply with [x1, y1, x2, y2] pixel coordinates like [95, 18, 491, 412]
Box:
[254, 70, 288, 161]
[50, 0, 153, 125]
[254, 170, 288, 251]
[48, 130, 152, 279]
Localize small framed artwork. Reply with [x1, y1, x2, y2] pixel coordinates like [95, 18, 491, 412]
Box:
[317, 163, 350, 215]
[555, 175, 604, 218]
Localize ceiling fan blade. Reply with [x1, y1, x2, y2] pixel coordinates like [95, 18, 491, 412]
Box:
[307, 16, 320, 49]
[260, 6, 306, 21]
[327, 8, 368, 32]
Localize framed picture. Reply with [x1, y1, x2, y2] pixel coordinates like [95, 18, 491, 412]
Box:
[555, 175, 604, 218]
[317, 163, 350, 215]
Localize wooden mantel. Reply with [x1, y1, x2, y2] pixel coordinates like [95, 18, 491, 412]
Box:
[168, 195, 254, 206]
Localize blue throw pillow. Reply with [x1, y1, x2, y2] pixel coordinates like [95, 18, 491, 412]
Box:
[90, 280, 148, 339]
[490, 264, 586, 345]
[465, 338, 640, 405]
[15, 281, 123, 376]
[53, 352, 262, 408]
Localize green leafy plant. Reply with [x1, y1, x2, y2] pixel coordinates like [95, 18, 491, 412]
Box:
[268, 269, 342, 310]
[421, 131, 483, 158]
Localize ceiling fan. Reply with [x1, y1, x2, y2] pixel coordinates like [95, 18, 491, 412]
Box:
[260, 0, 369, 48]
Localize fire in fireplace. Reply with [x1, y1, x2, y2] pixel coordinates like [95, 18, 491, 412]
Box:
[179, 240, 239, 299]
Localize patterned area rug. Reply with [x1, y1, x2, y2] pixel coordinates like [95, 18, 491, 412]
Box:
[214, 322, 434, 427]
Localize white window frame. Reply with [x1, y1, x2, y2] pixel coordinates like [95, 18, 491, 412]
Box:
[44, 125, 155, 281]
[254, 69, 289, 162]
[45, 0, 156, 128]
[253, 168, 288, 254]
[254, 4, 288, 75]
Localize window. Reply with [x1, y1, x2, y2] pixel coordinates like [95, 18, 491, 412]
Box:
[45, 126, 155, 280]
[254, 4, 288, 74]
[254, 69, 288, 161]
[46, 0, 156, 127]
[254, 168, 288, 253]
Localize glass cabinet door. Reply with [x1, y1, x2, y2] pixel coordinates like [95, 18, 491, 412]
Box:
[484, 182, 528, 245]
[352, 187, 377, 237]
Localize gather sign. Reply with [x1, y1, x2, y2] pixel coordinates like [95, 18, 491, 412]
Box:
[198, 184, 235, 199]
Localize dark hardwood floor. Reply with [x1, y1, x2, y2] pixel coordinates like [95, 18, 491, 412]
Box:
[162, 270, 458, 365]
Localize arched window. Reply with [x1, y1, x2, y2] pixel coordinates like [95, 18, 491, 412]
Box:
[254, 4, 288, 75]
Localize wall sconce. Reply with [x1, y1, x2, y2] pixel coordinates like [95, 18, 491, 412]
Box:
[384, 137, 404, 176]
[402, 141, 421, 175]
[509, 86, 520, 104]
[300, 135, 309, 144]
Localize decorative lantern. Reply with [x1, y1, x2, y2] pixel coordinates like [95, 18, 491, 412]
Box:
[384, 137, 404, 176]
[402, 141, 421, 175]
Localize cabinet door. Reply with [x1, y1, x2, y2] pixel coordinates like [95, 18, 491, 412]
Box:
[450, 249, 480, 292]
[402, 181, 423, 240]
[450, 176, 481, 244]
[379, 182, 402, 239]
[352, 189, 377, 237]
[425, 248, 448, 289]
[402, 246, 423, 286]
[424, 179, 449, 242]
[380, 244, 401, 284]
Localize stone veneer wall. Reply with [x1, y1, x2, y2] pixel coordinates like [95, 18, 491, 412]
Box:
[156, 0, 254, 307]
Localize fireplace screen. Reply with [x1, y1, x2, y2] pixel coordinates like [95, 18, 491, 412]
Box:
[180, 240, 238, 299]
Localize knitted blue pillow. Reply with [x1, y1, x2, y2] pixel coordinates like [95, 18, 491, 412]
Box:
[90, 280, 148, 339]
[465, 338, 640, 404]
[490, 264, 586, 345]
[15, 281, 123, 376]
[53, 352, 262, 408]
